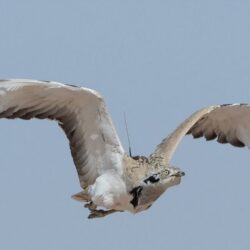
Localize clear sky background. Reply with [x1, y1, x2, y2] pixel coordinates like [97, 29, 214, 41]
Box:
[0, 1, 250, 249]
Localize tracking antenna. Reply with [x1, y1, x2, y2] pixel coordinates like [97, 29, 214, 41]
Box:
[123, 112, 132, 157]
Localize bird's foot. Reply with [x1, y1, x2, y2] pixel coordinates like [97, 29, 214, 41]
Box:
[84, 201, 97, 211]
[88, 209, 123, 219]
[84, 201, 124, 219]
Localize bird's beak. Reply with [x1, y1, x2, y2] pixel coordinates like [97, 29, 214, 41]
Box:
[172, 171, 185, 177]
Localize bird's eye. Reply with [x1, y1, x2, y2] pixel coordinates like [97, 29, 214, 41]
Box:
[164, 170, 170, 175]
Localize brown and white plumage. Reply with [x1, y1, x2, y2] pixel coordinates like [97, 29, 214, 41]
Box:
[0, 79, 250, 219]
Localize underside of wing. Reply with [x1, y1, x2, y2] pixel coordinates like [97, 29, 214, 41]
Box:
[149, 104, 250, 167]
[0, 79, 125, 188]
[187, 104, 250, 148]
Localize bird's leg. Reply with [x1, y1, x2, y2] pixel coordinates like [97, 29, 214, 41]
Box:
[84, 201, 124, 219]
[88, 209, 123, 219]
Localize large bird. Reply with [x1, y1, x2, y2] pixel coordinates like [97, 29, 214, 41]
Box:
[0, 79, 249, 219]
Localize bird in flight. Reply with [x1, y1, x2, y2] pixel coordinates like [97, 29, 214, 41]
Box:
[0, 79, 249, 219]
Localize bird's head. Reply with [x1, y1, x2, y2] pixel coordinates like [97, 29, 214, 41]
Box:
[130, 167, 185, 211]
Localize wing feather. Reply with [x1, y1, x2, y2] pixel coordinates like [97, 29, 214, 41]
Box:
[0, 79, 125, 188]
[150, 104, 250, 166]
[188, 104, 250, 148]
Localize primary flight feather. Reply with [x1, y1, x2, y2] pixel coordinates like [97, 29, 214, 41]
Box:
[0, 79, 249, 219]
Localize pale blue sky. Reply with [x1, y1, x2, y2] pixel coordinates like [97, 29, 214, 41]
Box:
[1, 1, 250, 249]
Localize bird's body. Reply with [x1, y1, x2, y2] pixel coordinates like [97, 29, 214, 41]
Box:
[0, 79, 250, 218]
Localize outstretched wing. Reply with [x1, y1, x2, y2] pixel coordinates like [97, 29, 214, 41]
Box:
[0, 79, 125, 188]
[187, 104, 250, 147]
[149, 104, 250, 166]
